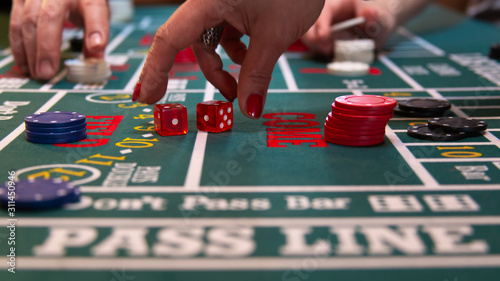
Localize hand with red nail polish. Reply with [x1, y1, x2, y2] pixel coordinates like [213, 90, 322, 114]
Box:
[301, 0, 431, 58]
[132, 81, 142, 102]
[9, 0, 110, 80]
[136, 0, 324, 118]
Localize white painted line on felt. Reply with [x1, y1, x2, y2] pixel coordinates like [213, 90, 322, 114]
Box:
[39, 69, 68, 91]
[79, 184, 500, 193]
[183, 82, 215, 190]
[105, 24, 135, 55]
[397, 27, 446, 57]
[0, 123, 25, 153]
[0, 55, 13, 69]
[0, 91, 67, 152]
[459, 105, 500, 109]
[403, 142, 494, 146]
[481, 131, 500, 150]
[427, 89, 474, 119]
[419, 157, 500, 163]
[124, 56, 146, 91]
[138, 16, 153, 30]
[378, 55, 424, 90]
[426, 89, 445, 99]
[12, 216, 500, 227]
[447, 96, 500, 100]
[8, 256, 500, 271]
[184, 132, 208, 190]
[278, 55, 299, 91]
[352, 89, 363, 96]
[433, 87, 500, 92]
[33, 91, 68, 113]
[385, 126, 440, 187]
[388, 52, 437, 58]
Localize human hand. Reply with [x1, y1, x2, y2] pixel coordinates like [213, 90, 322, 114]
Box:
[134, 0, 324, 119]
[9, 0, 110, 80]
[301, 0, 395, 57]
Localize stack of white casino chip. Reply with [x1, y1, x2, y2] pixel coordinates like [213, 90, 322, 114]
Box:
[327, 61, 370, 77]
[65, 57, 112, 84]
[109, 0, 134, 23]
[328, 39, 375, 76]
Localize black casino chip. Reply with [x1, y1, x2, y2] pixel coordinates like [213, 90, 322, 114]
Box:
[394, 106, 446, 118]
[398, 98, 452, 113]
[407, 124, 468, 141]
[428, 117, 488, 133]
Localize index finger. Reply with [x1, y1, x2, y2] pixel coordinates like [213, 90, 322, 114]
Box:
[10, 0, 29, 74]
[136, 0, 231, 104]
[36, 0, 73, 80]
[80, 0, 110, 58]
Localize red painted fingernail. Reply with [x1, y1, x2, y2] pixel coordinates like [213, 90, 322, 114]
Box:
[246, 94, 263, 119]
[132, 81, 141, 102]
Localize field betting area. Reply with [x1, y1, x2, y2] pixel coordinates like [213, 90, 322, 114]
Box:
[1, 4, 500, 280]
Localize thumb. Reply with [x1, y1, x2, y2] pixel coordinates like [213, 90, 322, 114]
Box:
[237, 35, 286, 119]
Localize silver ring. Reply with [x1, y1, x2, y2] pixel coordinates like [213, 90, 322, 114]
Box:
[200, 26, 225, 47]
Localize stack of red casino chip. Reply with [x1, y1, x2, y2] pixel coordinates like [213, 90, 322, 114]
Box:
[324, 95, 397, 146]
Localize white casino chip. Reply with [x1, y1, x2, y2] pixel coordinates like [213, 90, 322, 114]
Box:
[334, 39, 375, 64]
[327, 61, 369, 76]
[65, 58, 112, 84]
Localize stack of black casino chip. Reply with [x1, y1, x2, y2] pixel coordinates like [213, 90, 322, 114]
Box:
[394, 98, 451, 117]
[407, 117, 488, 141]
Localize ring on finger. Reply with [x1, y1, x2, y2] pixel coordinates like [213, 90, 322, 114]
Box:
[200, 26, 225, 47]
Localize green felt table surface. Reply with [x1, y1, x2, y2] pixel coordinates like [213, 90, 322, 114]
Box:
[0, 4, 500, 281]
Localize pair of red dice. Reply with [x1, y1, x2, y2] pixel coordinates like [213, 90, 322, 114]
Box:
[154, 100, 233, 136]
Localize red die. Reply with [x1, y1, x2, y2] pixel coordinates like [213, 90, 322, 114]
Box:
[196, 100, 233, 133]
[154, 103, 188, 136]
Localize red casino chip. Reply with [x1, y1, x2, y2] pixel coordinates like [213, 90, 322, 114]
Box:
[330, 110, 393, 122]
[325, 117, 387, 131]
[324, 123, 385, 136]
[327, 113, 389, 128]
[324, 134, 386, 146]
[331, 102, 393, 116]
[323, 129, 385, 141]
[335, 95, 397, 112]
